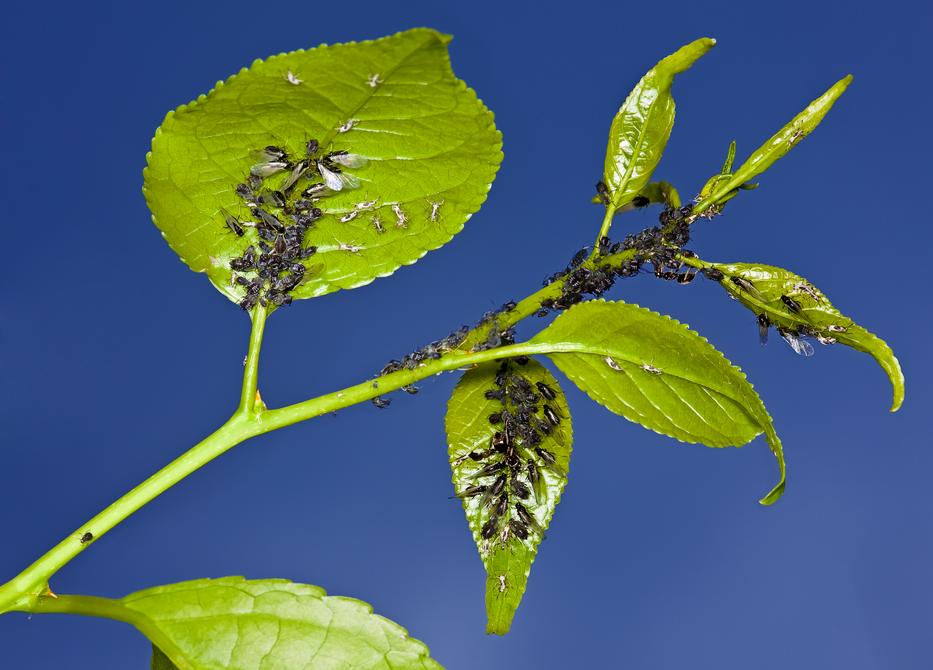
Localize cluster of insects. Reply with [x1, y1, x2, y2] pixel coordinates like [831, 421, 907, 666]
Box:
[223, 139, 366, 310]
[452, 361, 566, 552]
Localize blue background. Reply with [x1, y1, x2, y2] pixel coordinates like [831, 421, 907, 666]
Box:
[1, 0, 930, 667]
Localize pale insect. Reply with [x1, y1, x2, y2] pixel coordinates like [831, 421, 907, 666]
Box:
[337, 119, 358, 133]
[285, 70, 303, 85]
[371, 214, 385, 233]
[250, 161, 288, 178]
[317, 163, 359, 192]
[816, 334, 837, 345]
[604, 356, 623, 371]
[429, 199, 444, 222]
[281, 160, 307, 192]
[329, 153, 368, 168]
[367, 73, 383, 88]
[392, 203, 408, 228]
[339, 210, 360, 223]
[641, 364, 662, 375]
[779, 328, 814, 357]
[827, 324, 848, 333]
[339, 242, 363, 253]
[355, 199, 378, 211]
[793, 283, 823, 302]
[498, 575, 507, 593]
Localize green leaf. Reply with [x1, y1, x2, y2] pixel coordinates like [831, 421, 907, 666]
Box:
[529, 300, 785, 504]
[602, 38, 715, 211]
[123, 577, 443, 669]
[701, 260, 904, 411]
[698, 76, 852, 211]
[592, 180, 682, 210]
[151, 646, 178, 670]
[144, 28, 502, 308]
[446, 360, 572, 634]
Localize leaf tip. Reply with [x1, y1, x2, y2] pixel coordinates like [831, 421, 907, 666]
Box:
[758, 479, 785, 506]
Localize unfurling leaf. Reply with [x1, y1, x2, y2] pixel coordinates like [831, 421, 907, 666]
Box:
[145, 28, 502, 309]
[123, 577, 443, 669]
[446, 360, 572, 634]
[700, 260, 904, 411]
[529, 300, 785, 505]
[696, 75, 852, 212]
[602, 38, 714, 211]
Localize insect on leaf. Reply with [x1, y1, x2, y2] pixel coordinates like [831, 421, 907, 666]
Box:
[702, 260, 904, 411]
[446, 360, 572, 634]
[698, 76, 852, 211]
[602, 38, 714, 211]
[144, 28, 502, 308]
[123, 577, 443, 670]
[529, 300, 786, 505]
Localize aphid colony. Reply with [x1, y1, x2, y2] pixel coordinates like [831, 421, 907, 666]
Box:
[453, 361, 565, 550]
[223, 140, 366, 310]
[537, 203, 696, 316]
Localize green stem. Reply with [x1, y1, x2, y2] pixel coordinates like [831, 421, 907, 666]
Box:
[594, 206, 618, 248]
[239, 303, 267, 413]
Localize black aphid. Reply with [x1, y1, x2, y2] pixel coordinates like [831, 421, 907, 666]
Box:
[508, 519, 529, 540]
[80, 532, 93, 544]
[781, 294, 803, 314]
[511, 478, 531, 500]
[482, 518, 499, 539]
[543, 405, 561, 427]
[595, 181, 610, 205]
[702, 267, 724, 281]
[372, 396, 391, 409]
[757, 313, 770, 344]
[453, 484, 487, 499]
[535, 381, 557, 401]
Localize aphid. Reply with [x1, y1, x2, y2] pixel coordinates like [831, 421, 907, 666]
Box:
[780, 294, 803, 314]
[372, 396, 391, 408]
[318, 162, 346, 191]
[221, 209, 244, 236]
[676, 269, 697, 284]
[340, 210, 360, 223]
[511, 478, 531, 500]
[816, 334, 837, 345]
[392, 203, 408, 228]
[282, 160, 308, 192]
[515, 503, 542, 533]
[250, 161, 288, 178]
[489, 474, 507, 496]
[338, 242, 363, 253]
[535, 447, 563, 473]
[527, 461, 545, 504]
[498, 575, 507, 593]
[827, 324, 847, 333]
[641, 364, 662, 375]
[79, 532, 93, 544]
[494, 494, 509, 518]
[604, 356, 623, 371]
[481, 518, 499, 540]
[502, 300, 518, 312]
[535, 381, 557, 401]
[260, 145, 288, 161]
[730, 275, 764, 300]
[508, 519, 529, 540]
[429, 200, 444, 223]
[355, 199, 378, 211]
[303, 183, 328, 198]
[235, 183, 255, 200]
[535, 309, 550, 318]
[453, 484, 487, 499]
[255, 208, 284, 232]
[337, 119, 358, 133]
[757, 313, 770, 344]
[542, 405, 561, 426]
[595, 181, 610, 205]
[285, 70, 303, 85]
[778, 328, 814, 357]
[793, 282, 823, 302]
[702, 267, 724, 282]
[789, 127, 806, 145]
[367, 73, 383, 87]
[329, 153, 368, 168]
[632, 195, 651, 207]
[301, 246, 318, 259]
[371, 214, 385, 233]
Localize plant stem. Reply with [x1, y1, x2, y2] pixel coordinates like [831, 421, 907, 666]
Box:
[594, 206, 617, 248]
[239, 303, 268, 413]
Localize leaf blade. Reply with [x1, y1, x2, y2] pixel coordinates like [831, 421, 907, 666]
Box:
[144, 28, 502, 307]
[446, 360, 572, 634]
[603, 38, 714, 210]
[529, 300, 785, 504]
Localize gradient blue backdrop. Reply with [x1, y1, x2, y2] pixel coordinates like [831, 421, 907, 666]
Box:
[1, 1, 930, 667]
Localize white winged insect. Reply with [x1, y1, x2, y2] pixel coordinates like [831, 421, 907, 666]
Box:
[317, 162, 360, 192]
[779, 328, 814, 357]
[328, 152, 368, 169]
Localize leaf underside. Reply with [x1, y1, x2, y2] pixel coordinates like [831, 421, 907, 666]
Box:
[529, 300, 786, 504]
[446, 360, 572, 634]
[705, 261, 904, 411]
[144, 28, 502, 307]
[126, 577, 443, 670]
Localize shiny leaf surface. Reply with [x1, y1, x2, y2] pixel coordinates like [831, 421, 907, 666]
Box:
[530, 300, 785, 504]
